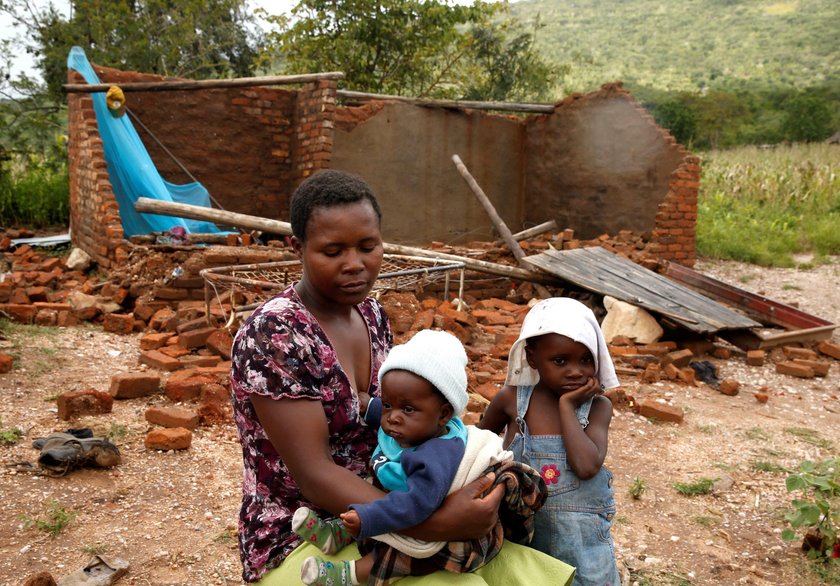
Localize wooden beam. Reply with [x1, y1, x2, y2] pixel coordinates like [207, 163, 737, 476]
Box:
[337, 90, 555, 114]
[498, 220, 558, 244]
[133, 197, 558, 284]
[64, 72, 345, 94]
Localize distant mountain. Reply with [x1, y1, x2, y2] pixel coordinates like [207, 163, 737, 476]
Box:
[511, 0, 840, 94]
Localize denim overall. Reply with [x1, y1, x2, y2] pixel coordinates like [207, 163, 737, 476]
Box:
[508, 386, 621, 586]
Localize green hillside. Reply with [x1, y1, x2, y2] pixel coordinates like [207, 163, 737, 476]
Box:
[511, 0, 840, 94]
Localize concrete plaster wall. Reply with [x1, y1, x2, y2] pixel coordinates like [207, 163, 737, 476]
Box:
[524, 89, 687, 239]
[331, 102, 525, 245]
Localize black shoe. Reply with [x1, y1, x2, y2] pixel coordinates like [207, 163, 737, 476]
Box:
[37, 433, 120, 476]
[32, 427, 94, 449]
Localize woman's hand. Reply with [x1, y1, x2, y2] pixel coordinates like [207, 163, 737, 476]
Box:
[403, 472, 505, 541]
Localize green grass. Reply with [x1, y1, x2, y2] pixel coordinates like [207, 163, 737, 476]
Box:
[673, 477, 715, 496]
[0, 158, 69, 227]
[21, 501, 77, 538]
[692, 515, 718, 528]
[0, 426, 24, 446]
[783, 427, 834, 450]
[628, 477, 647, 500]
[751, 460, 787, 473]
[697, 143, 840, 267]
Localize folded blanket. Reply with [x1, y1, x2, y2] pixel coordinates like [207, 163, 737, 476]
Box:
[371, 425, 512, 557]
[361, 458, 547, 586]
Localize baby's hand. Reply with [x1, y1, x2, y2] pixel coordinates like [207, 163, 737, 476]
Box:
[358, 392, 371, 415]
[340, 510, 362, 537]
[560, 377, 600, 408]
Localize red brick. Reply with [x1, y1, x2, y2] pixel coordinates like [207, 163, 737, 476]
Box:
[712, 347, 732, 360]
[205, 329, 233, 360]
[677, 367, 697, 386]
[109, 372, 161, 399]
[472, 309, 515, 326]
[57, 388, 114, 420]
[144, 427, 192, 451]
[103, 313, 135, 335]
[178, 326, 218, 349]
[662, 349, 694, 368]
[662, 362, 680, 381]
[817, 341, 840, 360]
[782, 346, 818, 360]
[753, 392, 769, 403]
[34, 309, 58, 326]
[139, 350, 182, 372]
[718, 379, 740, 396]
[199, 383, 233, 425]
[746, 350, 765, 366]
[165, 371, 215, 402]
[140, 332, 174, 350]
[0, 353, 14, 373]
[637, 399, 684, 423]
[0, 303, 37, 323]
[775, 361, 815, 378]
[159, 345, 191, 358]
[145, 405, 200, 430]
[178, 355, 222, 368]
[474, 382, 501, 402]
[792, 359, 831, 377]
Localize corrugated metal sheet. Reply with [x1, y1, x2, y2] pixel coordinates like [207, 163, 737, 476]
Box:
[522, 247, 761, 334]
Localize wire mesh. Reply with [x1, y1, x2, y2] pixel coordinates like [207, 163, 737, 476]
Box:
[200, 254, 466, 325]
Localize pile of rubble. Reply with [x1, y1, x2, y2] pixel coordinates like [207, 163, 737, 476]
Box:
[1, 227, 838, 451]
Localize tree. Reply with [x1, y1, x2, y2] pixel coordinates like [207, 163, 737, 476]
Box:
[261, 0, 560, 102]
[1, 0, 263, 102]
[782, 94, 834, 142]
[652, 95, 698, 147]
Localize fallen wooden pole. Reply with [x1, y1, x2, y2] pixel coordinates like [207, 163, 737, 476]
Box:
[64, 72, 345, 94]
[496, 220, 558, 244]
[337, 90, 555, 114]
[452, 154, 553, 298]
[134, 197, 558, 284]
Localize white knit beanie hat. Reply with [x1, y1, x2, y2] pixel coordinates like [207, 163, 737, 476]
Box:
[378, 329, 469, 416]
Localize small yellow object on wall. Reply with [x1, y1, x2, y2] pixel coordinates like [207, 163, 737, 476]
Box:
[106, 86, 126, 118]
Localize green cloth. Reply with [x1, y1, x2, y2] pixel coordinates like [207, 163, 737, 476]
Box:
[257, 540, 574, 585]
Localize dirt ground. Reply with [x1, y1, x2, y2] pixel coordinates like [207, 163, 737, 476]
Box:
[1, 256, 839, 586]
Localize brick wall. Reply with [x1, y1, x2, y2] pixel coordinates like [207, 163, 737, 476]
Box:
[291, 80, 337, 185]
[66, 84, 126, 269]
[66, 63, 333, 265]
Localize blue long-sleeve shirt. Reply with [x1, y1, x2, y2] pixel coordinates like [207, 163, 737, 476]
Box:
[352, 398, 466, 539]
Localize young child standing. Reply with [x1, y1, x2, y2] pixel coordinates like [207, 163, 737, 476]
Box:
[293, 329, 570, 586]
[479, 297, 622, 586]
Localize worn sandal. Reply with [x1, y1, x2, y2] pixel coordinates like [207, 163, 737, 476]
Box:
[56, 555, 129, 586]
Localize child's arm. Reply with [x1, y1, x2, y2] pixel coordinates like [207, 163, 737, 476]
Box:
[558, 378, 613, 479]
[477, 385, 516, 434]
[349, 437, 464, 539]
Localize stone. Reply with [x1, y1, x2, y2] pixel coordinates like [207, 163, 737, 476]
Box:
[144, 427, 192, 451]
[57, 388, 114, 420]
[65, 247, 92, 271]
[601, 296, 663, 344]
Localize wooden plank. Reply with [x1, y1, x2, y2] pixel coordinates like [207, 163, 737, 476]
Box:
[64, 72, 345, 93]
[522, 247, 760, 334]
[664, 261, 834, 330]
[337, 90, 555, 113]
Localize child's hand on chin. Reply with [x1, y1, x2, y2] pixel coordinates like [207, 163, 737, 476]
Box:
[560, 377, 600, 407]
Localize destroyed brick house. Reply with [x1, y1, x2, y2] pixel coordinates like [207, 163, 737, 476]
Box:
[0, 60, 836, 432]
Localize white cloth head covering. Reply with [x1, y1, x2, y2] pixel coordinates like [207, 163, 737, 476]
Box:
[378, 329, 468, 416]
[505, 297, 620, 389]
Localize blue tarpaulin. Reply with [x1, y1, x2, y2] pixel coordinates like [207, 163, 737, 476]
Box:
[67, 46, 223, 237]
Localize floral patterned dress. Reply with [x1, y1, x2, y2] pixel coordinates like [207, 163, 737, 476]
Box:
[229, 285, 392, 583]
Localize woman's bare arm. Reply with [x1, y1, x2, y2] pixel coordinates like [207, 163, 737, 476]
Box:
[253, 395, 505, 540]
